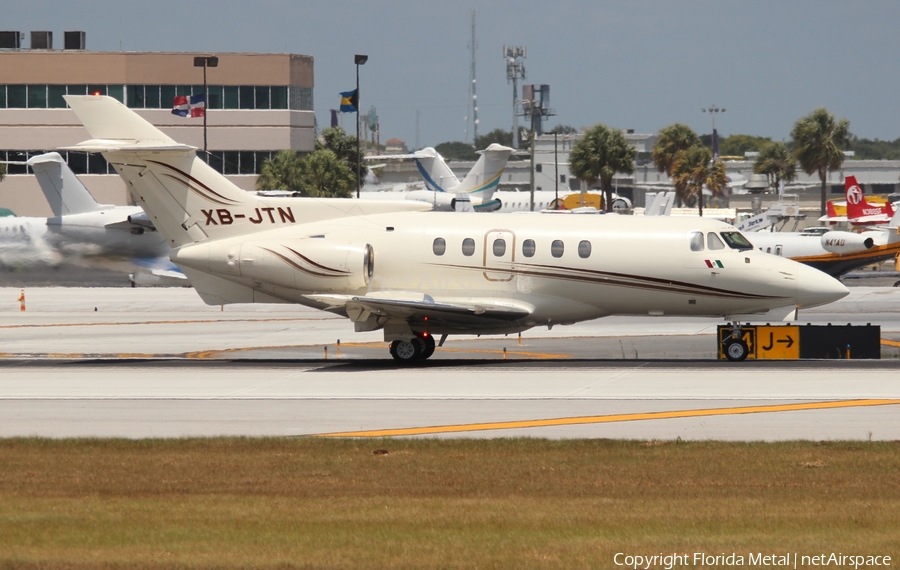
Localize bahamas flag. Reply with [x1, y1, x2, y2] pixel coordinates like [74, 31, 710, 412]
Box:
[339, 89, 358, 113]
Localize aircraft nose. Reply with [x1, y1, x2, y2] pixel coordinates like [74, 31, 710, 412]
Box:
[794, 264, 849, 308]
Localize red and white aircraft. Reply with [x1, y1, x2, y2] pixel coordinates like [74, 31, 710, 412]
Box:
[821, 176, 895, 226]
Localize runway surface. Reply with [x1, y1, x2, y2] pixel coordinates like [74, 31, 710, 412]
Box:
[2, 287, 900, 440]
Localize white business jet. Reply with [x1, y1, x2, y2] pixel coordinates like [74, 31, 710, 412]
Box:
[62, 95, 848, 362]
[0, 152, 186, 285]
[367, 144, 514, 212]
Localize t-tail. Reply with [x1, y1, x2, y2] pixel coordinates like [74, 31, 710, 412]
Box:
[413, 148, 460, 194]
[62, 95, 430, 249]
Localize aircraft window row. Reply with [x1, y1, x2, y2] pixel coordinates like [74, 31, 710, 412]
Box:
[0, 84, 311, 111]
[689, 231, 753, 252]
[432, 237, 593, 259]
[0, 149, 278, 176]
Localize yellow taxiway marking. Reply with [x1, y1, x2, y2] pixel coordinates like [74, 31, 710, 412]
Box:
[881, 339, 900, 348]
[0, 317, 339, 329]
[316, 399, 900, 437]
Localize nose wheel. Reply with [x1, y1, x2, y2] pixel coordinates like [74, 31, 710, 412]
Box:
[389, 334, 436, 362]
[722, 322, 749, 362]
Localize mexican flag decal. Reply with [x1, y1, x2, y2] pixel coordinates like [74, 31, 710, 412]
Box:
[705, 260, 724, 268]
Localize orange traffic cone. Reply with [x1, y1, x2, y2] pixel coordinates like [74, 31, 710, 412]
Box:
[17, 289, 25, 312]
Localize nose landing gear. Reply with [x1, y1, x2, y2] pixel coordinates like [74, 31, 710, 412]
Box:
[722, 322, 749, 362]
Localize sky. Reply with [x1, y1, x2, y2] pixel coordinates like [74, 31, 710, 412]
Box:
[7, 0, 900, 149]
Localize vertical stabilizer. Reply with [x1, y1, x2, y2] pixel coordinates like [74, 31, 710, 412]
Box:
[845, 175, 894, 221]
[413, 148, 460, 193]
[26, 152, 104, 216]
[457, 143, 514, 201]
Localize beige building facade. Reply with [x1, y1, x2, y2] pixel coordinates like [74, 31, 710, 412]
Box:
[0, 50, 315, 216]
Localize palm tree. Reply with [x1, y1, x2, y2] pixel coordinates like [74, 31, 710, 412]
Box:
[318, 127, 368, 184]
[671, 145, 727, 216]
[569, 124, 636, 211]
[790, 108, 850, 216]
[300, 149, 356, 198]
[256, 150, 305, 192]
[652, 123, 700, 175]
[753, 141, 796, 192]
[652, 123, 700, 205]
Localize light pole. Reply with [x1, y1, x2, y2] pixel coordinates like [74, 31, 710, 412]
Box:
[355, 54, 368, 198]
[700, 105, 725, 217]
[702, 105, 725, 159]
[193, 56, 218, 155]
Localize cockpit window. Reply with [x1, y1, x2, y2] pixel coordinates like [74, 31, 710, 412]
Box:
[689, 231, 704, 252]
[720, 231, 754, 251]
[707, 232, 725, 250]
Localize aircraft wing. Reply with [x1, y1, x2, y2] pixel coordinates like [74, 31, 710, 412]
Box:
[306, 292, 532, 331]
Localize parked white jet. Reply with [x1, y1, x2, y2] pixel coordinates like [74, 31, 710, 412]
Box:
[367, 145, 514, 211]
[0, 152, 184, 285]
[63, 95, 848, 362]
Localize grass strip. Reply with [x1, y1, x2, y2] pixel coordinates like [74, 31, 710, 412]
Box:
[0, 438, 898, 569]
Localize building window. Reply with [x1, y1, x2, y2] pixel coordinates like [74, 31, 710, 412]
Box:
[255, 86, 270, 110]
[239, 85, 254, 109]
[27, 85, 47, 108]
[207, 85, 224, 110]
[160, 85, 176, 108]
[271, 86, 288, 109]
[290, 86, 313, 111]
[461, 237, 475, 256]
[126, 85, 144, 108]
[224, 86, 239, 109]
[578, 240, 592, 259]
[87, 85, 107, 96]
[0, 85, 5, 108]
[7, 85, 26, 108]
[432, 237, 446, 256]
[560, 174, 566, 183]
[551, 239, 564, 258]
[522, 239, 536, 258]
[107, 85, 124, 103]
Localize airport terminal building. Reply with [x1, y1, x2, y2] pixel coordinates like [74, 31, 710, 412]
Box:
[0, 32, 315, 216]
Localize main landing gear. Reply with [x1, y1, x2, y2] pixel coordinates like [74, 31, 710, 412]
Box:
[389, 333, 436, 362]
[722, 322, 749, 362]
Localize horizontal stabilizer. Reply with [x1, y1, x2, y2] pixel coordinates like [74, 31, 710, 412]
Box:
[64, 95, 183, 147]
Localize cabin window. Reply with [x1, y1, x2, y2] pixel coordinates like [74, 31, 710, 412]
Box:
[551, 240, 565, 258]
[707, 232, 725, 250]
[578, 240, 592, 259]
[720, 231, 753, 251]
[775, 245, 783, 256]
[432, 237, 446, 256]
[522, 239, 536, 258]
[689, 231, 704, 252]
[461, 238, 475, 256]
[493, 238, 506, 257]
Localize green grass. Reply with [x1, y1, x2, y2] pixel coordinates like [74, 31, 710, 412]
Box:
[1, 438, 898, 569]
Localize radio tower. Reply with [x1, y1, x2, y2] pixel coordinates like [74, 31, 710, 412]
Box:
[469, 11, 479, 144]
[504, 45, 526, 148]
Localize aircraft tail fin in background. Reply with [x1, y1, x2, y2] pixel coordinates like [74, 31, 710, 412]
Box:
[413, 148, 460, 194]
[845, 175, 894, 222]
[26, 152, 106, 216]
[457, 143, 514, 201]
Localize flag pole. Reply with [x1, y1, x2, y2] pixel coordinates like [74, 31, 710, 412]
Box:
[193, 56, 218, 158]
[354, 54, 368, 199]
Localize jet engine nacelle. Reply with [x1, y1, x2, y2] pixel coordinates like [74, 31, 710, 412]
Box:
[820, 231, 875, 255]
[178, 238, 374, 293]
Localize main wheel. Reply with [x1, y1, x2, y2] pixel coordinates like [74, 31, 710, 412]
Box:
[390, 339, 421, 362]
[724, 339, 749, 362]
[418, 334, 436, 360]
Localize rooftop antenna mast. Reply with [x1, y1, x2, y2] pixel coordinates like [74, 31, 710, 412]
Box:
[469, 11, 479, 144]
[504, 45, 526, 149]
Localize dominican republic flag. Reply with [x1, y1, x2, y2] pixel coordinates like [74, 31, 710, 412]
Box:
[172, 93, 205, 118]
